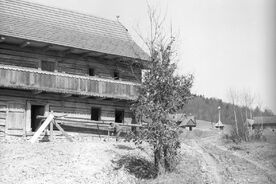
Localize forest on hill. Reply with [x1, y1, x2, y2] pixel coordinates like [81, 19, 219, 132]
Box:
[181, 95, 274, 125]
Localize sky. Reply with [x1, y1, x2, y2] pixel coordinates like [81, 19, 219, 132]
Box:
[26, 0, 276, 113]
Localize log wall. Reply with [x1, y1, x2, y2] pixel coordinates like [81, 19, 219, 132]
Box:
[0, 88, 134, 135]
[0, 43, 142, 82]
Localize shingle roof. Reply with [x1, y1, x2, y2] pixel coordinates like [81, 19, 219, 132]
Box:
[253, 116, 276, 125]
[0, 0, 149, 61]
[168, 113, 196, 127]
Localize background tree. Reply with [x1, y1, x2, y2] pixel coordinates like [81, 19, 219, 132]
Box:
[131, 4, 193, 173]
[228, 88, 240, 139]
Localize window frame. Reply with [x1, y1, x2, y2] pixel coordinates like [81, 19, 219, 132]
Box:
[88, 68, 95, 76]
[91, 107, 101, 121]
[115, 109, 124, 123]
[113, 71, 120, 80]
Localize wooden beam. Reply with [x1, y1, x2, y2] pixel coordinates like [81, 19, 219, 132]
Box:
[97, 97, 108, 100]
[50, 121, 53, 141]
[81, 52, 91, 58]
[60, 48, 73, 56]
[80, 95, 89, 99]
[42, 44, 53, 52]
[32, 90, 42, 95]
[53, 120, 73, 142]
[93, 53, 107, 58]
[62, 94, 72, 98]
[30, 113, 54, 143]
[20, 41, 31, 48]
[0, 37, 5, 43]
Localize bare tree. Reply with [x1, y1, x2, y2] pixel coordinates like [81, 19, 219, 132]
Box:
[240, 90, 255, 141]
[228, 88, 239, 138]
[242, 90, 255, 119]
[256, 96, 264, 129]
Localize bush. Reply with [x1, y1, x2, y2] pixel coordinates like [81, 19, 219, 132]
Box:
[250, 127, 266, 141]
[226, 128, 242, 143]
[112, 155, 158, 179]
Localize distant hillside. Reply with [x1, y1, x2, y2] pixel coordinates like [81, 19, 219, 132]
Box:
[181, 95, 274, 125]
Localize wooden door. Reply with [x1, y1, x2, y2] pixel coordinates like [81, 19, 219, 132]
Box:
[6, 103, 25, 135]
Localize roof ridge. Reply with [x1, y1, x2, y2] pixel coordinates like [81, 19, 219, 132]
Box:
[4, 0, 119, 25]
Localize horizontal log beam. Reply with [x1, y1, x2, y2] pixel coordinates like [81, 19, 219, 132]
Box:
[60, 48, 74, 56]
[0, 37, 5, 43]
[20, 41, 31, 48]
[80, 95, 89, 99]
[32, 90, 42, 95]
[81, 52, 91, 58]
[62, 94, 72, 98]
[42, 44, 53, 51]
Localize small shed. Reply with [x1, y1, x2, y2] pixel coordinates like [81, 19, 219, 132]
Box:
[169, 113, 196, 131]
[252, 116, 276, 130]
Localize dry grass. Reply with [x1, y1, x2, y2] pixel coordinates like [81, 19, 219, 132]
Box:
[1, 128, 276, 184]
[0, 134, 213, 184]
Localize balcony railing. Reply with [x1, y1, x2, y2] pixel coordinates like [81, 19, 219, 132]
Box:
[0, 65, 140, 100]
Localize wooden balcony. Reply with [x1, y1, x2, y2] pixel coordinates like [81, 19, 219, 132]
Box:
[0, 65, 140, 100]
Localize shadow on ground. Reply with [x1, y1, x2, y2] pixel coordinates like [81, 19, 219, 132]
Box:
[112, 155, 158, 179]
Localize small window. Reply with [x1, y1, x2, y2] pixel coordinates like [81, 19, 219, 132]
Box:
[115, 109, 124, 123]
[89, 68, 95, 76]
[91, 107, 101, 121]
[113, 71, 119, 80]
[41, 60, 55, 72]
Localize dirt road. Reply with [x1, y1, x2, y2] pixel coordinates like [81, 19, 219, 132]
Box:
[182, 135, 276, 184]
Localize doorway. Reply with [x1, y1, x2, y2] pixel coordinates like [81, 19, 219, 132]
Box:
[91, 107, 101, 121]
[115, 109, 124, 123]
[31, 105, 45, 132]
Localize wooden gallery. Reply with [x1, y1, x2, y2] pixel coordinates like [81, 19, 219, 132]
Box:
[0, 0, 149, 136]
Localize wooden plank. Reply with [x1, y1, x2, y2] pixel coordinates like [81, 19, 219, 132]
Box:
[0, 37, 5, 43]
[6, 111, 25, 135]
[53, 120, 73, 142]
[0, 46, 141, 82]
[62, 94, 72, 98]
[0, 66, 138, 100]
[20, 41, 31, 48]
[97, 124, 101, 139]
[32, 90, 42, 95]
[29, 113, 54, 143]
[50, 120, 53, 141]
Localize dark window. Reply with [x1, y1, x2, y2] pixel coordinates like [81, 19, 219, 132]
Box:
[89, 68, 95, 76]
[41, 61, 55, 72]
[91, 107, 101, 121]
[115, 109, 124, 123]
[113, 71, 119, 80]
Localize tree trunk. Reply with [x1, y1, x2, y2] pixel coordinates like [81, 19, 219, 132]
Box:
[164, 145, 170, 171]
[154, 147, 161, 172]
[233, 107, 239, 137]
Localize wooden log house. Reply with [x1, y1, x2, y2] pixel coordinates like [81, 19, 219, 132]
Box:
[0, 0, 149, 135]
